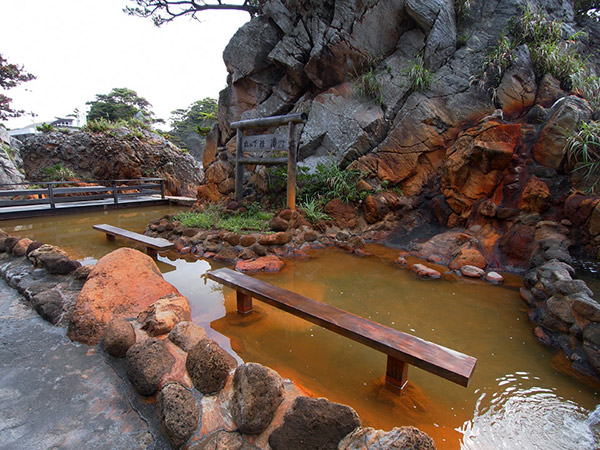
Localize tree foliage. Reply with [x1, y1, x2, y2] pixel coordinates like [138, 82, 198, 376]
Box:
[86, 87, 154, 122]
[0, 53, 36, 121]
[170, 97, 217, 137]
[125, 0, 264, 26]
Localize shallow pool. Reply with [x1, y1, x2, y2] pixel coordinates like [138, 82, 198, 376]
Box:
[2, 208, 599, 449]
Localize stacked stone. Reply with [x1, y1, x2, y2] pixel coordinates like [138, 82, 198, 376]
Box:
[520, 221, 600, 377]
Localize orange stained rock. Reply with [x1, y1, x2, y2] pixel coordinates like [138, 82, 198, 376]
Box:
[67, 248, 183, 345]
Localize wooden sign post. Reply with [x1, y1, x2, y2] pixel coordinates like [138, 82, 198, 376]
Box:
[231, 113, 307, 210]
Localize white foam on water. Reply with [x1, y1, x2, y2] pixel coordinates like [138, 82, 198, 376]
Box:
[458, 374, 600, 450]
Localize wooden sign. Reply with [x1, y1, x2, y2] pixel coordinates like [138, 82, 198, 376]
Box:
[241, 133, 288, 152]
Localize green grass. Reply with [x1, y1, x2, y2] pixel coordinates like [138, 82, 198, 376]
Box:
[174, 203, 273, 233]
[42, 164, 77, 182]
[406, 58, 435, 93]
[299, 198, 331, 223]
[566, 120, 600, 194]
[298, 162, 364, 205]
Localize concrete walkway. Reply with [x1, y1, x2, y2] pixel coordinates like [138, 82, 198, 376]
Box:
[0, 282, 168, 450]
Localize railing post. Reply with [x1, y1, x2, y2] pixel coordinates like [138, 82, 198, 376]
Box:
[160, 178, 165, 199]
[287, 122, 297, 210]
[47, 183, 55, 209]
[235, 129, 244, 202]
[112, 181, 119, 204]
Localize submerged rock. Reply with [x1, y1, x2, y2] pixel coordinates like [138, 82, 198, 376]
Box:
[410, 264, 441, 279]
[235, 255, 284, 273]
[339, 426, 435, 450]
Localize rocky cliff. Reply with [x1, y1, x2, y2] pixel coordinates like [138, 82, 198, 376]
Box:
[200, 0, 600, 259]
[21, 128, 203, 197]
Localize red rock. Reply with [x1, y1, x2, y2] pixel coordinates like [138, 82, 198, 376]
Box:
[137, 294, 191, 337]
[519, 177, 551, 213]
[533, 326, 551, 346]
[498, 224, 535, 268]
[204, 252, 216, 258]
[258, 232, 291, 246]
[235, 255, 284, 273]
[67, 248, 182, 345]
[324, 198, 357, 228]
[353, 249, 372, 257]
[411, 231, 478, 265]
[564, 194, 599, 226]
[410, 264, 441, 279]
[449, 248, 487, 270]
[240, 235, 257, 247]
[460, 265, 485, 278]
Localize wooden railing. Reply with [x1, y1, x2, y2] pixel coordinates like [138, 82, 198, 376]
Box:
[0, 178, 165, 209]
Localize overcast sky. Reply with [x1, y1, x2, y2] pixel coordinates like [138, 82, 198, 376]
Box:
[0, 0, 249, 129]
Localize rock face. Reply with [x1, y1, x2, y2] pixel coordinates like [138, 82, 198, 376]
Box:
[231, 363, 285, 435]
[21, 129, 202, 197]
[67, 248, 182, 345]
[268, 396, 361, 450]
[0, 145, 25, 185]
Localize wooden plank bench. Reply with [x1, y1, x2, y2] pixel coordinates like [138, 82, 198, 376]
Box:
[207, 267, 477, 390]
[93, 224, 173, 257]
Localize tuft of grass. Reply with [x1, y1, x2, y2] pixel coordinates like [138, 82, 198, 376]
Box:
[571, 72, 600, 111]
[299, 198, 331, 223]
[82, 118, 149, 140]
[566, 120, 600, 194]
[36, 123, 54, 133]
[299, 162, 364, 205]
[406, 58, 435, 93]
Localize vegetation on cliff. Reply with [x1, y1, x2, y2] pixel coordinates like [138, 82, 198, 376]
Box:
[0, 53, 35, 121]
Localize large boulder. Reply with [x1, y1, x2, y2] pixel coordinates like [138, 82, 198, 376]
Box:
[442, 121, 521, 219]
[268, 396, 361, 450]
[67, 248, 182, 345]
[231, 363, 285, 435]
[532, 96, 593, 170]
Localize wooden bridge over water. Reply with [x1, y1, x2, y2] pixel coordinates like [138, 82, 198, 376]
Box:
[0, 178, 194, 219]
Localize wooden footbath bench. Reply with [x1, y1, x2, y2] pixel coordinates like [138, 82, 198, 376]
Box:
[207, 267, 477, 390]
[93, 224, 173, 257]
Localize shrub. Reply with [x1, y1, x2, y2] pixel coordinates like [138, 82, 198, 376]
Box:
[566, 120, 600, 194]
[36, 122, 54, 133]
[43, 164, 77, 181]
[572, 71, 600, 111]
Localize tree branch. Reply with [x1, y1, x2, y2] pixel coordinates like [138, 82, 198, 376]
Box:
[124, 0, 261, 26]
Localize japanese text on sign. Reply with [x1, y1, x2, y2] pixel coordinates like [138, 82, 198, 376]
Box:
[241, 133, 288, 152]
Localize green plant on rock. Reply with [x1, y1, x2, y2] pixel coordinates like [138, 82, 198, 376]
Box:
[299, 198, 331, 223]
[406, 58, 434, 93]
[566, 120, 600, 194]
[454, 0, 472, 23]
[352, 54, 384, 105]
[571, 71, 600, 111]
[42, 164, 77, 182]
[298, 162, 363, 205]
[476, 5, 586, 99]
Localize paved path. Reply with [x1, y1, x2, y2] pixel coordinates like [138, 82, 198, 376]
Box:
[0, 282, 168, 450]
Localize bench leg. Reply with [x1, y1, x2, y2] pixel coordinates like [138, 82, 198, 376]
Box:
[105, 233, 115, 241]
[386, 355, 409, 390]
[236, 291, 253, 315]
[146, 247, 158, 258]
